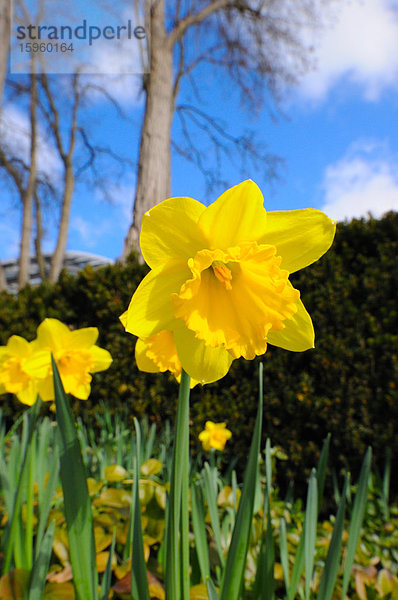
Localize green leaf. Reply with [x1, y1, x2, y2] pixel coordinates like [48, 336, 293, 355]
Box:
[26, 520, 56, 600]
[253, 502, 275, 600]
[316, 476, 348, 600]
[52, 356, 98, 600]
[203, 462, 225, 568]
[265, 438, 272, 509]
[100, 530, 116, 600]
[130, 418, 150, 600]
[381, 447, 391, 520]
[341, 447, 372, 599]
[219, 363, 264, 600]
[316, 434, 330, 512]
[206, 577, 220, 600]
[279, 517, 290, 592]
[35, 446, 59, 558]
[191, 483, 211, 583]
[252, 439, 275, 600]
[1, 401, 41, 575]
[305, 469, 318, 600]
[164, 369, 191, 600]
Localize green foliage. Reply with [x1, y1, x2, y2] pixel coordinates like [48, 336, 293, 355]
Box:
[0, 409, 397, 599]
[0, 213, 397, 495]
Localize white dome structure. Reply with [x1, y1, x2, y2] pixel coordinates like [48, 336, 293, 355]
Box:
[1, 251, 114, 293]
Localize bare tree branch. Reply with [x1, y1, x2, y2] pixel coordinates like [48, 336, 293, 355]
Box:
[169, 0, 233, 45]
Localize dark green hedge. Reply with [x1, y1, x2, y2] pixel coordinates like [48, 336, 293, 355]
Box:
[1, 213, 397, 496]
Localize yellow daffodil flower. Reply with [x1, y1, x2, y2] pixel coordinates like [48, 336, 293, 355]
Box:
[121, 180, 336, 384]
[0, 336, 40, 405]
[133, 330, 199, 388]
[25, 318, 112, 401]
[199, 421, 232, 451]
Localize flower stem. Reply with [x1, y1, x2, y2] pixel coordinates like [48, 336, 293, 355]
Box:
[165, 369, 191, 600]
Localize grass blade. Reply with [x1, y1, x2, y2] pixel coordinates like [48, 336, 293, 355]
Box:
[164, 369, 191, 600]
[100, 530, 116, 600]
[219, 363, 264, 600]
[191, 482, 211, 584]
[130, 418, 150, 600]
[317, 434, 330, 512]
[304, 469, 318, 600]
[253, 439, 275, 600]
[253, 502, 275, 600]
[279, 517, 290, 592]
[24, 431, 36, 571]
[203, 462, 225, 568]
[35, 445, 59, 558]
[317, 476, 348, 600]
[341, 447, 372, 599]
[52, 356, 98, 600]
[206, 577, 220, 600]
[26, 519, 56, 600]
[381, 448, 391, 520]
[1, 401, 41, 575]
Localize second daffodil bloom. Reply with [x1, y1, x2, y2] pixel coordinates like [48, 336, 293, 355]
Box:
[199, 421, 232, 452]
[121, 180, 336, 384]
[126, 327, 199, 388]
[0, 336, 40, 405]
[25, 318, 112, 401]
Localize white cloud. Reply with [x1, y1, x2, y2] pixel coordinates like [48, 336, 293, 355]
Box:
[299, 0, 398, 101]
[0, 104, 63, 180]
[79, 72, 143, 106]
[321, 141, 398, 220]
[76, 5, 147, 105]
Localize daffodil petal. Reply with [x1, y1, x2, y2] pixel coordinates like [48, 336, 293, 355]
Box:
[64, 377, 91, 400]
[198, 180, 268, 248]
[260, 209, 336, 273]
[7, 335, 31, 356]
[65, 328, 99, 350]
[36, 319, 70, 350]
[16, 381, 38, 406]
[205, 421, 217, 430]
[119, 310, 128, 329]
[173, 326, 233, 384]
[37, 377, 55, 402]
[135, 338, 161, 373]
[89, 346, 113, 372]
[136, 335, 199, 388]
[122, 260, 189, 338]
[141, 196, 206, 268]
[267, 298, 314, 351]
[23, 349, 51, 378]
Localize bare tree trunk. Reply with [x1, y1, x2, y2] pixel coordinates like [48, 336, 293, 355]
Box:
[121, 0, 173, 260]
[18, 73, 38, 289]
[0, 263, 7, 291]
[34, 190, 46, 280]
[40, 73, 79, 283]
[0, 0, 11, 291]
[48, 159, 74, 282]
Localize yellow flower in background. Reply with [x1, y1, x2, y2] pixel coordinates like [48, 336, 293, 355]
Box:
[0, 336, 39, 405]
[199, 421, 232, 451]
[25, 318, 112, 401]
[121, 180, 336, 384]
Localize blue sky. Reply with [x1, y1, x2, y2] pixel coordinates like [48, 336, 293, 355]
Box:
[1, 0, 398, 262]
